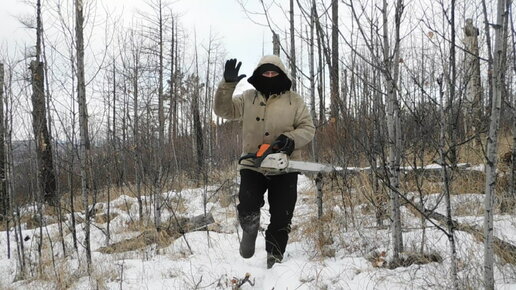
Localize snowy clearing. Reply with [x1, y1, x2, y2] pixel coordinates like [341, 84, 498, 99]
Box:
[1, 174, 516, 289]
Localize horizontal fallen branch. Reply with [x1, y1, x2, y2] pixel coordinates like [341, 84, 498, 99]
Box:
[404, 203, 516, 264]
[98, 213, 214, 254]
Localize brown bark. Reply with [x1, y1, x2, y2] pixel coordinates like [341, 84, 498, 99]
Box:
[29, 61, 57, 206]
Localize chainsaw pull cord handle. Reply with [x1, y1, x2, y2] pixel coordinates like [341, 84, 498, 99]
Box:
[238, 142, 281, 167]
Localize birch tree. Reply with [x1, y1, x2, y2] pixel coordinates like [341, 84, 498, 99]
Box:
[483, 0, 510, 288]
[382, 0, 404, 263]
[75, 0, 92, 271]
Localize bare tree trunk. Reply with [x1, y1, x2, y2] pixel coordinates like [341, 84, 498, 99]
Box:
[203, 33, 214, 169]
[168, 17, 176, 145]
[329, 0, 339, 119]
[132, 55, 143, 221]
[438, 75, 459, 290]
[507, 4, 516, 213]
[75, 0, 92, 271]
[172, 19, 179, 143]
[68, 145, 78, 251]
[481, 0, 495, 114]
[192, 42, 204, 182]
[154, 0, 166, 231]
[372, 57, 385, 228]
[0, 64, 6, 222]
[4, 63, 25, 278]
[30, 61, 57, 206]
[509, 110, 516, 212]
[382, 0, 404, 263]
[289, 0, 297, 91]
[316, 173, 323, 218]
[273, 31, 280, 56]
[309, 4, 317, 161]
[106, 61, 117, 246]
[316, 12, 326, 125]
[32, 0, 57, 206]
[38, 4, 67, 259]
[0, 63, 9, 263]
[484, 0, 510, 288]
[444, 2, 460, 288]
[464, 19, 483, 138]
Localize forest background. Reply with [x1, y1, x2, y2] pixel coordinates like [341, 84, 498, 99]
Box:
[0, 0, 515, 289]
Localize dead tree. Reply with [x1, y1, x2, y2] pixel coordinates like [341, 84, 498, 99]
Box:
[30, 61, 57, 206]
[128, 29, 145, 221]
[192, 39, 204, 183]
[139, 0, 169, 230]
[273, 31, 280, 56]
[156, 0, 166, 231]
[463, 19, 483, 138]
[30, 0, 57, 207]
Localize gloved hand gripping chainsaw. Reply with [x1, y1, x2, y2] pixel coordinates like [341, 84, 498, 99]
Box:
[238, 138, 333, 174]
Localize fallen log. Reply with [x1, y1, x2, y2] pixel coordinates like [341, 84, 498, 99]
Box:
[404, 203, 516, 264]
[98, 213, 215, 254]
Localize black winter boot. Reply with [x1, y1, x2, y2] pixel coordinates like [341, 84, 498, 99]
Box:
[266, 252, 283, 269]
[239, 212, 260, 258]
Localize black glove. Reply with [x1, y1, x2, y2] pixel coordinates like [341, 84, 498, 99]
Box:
[224, 59, 246, 83]
[271, 134, 295, 155]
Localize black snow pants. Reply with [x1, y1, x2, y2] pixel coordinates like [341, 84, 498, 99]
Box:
[237, 169, 298, 258]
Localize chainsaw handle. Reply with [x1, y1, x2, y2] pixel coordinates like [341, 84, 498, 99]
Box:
[238, 153, 257, 163]
[238, 153, 263, 167]
[238, 143, 277, 167]
[256, 144, 271, 157]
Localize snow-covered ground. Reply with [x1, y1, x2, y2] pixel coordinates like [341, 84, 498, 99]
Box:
[1, 174, 516, 289]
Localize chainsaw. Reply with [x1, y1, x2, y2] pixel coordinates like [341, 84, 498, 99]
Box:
[238, 143, 334, 174]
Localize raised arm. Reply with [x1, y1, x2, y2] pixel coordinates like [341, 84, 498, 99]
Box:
[214, 59, 247, 120]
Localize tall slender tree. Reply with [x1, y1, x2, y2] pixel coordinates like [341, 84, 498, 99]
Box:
[75, 0, 92, 271]
[329, 0, 339, 119]
[289, 0, 297, 91]
[382, 0, 404, 263]
[0, 63, 6, 221]
[484, 0, 510, 288]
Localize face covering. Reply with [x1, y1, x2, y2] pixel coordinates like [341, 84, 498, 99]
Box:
[248, 64, 292, 98]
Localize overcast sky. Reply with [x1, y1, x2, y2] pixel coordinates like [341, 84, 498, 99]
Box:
[0, 0, 281, 81]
